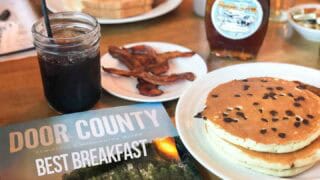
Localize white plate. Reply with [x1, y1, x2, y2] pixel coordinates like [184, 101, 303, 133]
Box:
[176, 63, 320, 180]
[101, 42, 207, 102]
[47, 0, 182, 24]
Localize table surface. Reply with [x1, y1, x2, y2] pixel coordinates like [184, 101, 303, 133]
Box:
[0, 0, 319, 179]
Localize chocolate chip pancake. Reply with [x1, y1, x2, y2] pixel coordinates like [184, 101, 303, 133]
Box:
[206, 122, 320, 173]
[202, 77, 320, 153]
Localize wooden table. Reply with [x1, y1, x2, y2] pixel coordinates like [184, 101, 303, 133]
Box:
[0, 0, 319, 179]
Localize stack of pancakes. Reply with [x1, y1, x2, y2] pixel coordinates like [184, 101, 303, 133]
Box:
[81, 0, 154, 19]
[200, 77, 320, 177]
[63, 0, 167, 19]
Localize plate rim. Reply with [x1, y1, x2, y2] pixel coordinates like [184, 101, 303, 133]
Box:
[47, 0, 183, 24]
[101, 41, 208, 103]
[175, 62, 320, 179]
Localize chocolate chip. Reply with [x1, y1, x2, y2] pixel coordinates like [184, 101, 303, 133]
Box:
[307, 114, 314, 119]
[295, 117, 302, 121]
[242, 79, 248, 82]
[263, 92, 276, 100]
[223, 118, 237, 123]
[272, 118, 279, 122]
[269, 92, 276, 96]
[260, 129, 267, 134]
[194, 112, 203, 118]
[263, 94, 269, 99]
[294, 96, 305, 101]
[294, 121, 301, 128]
[302, 119, 309, 125]
[293, 103, 301, 107]
[211, 94, 219, 98]
[269, 110, 278, 116]
[287, 93, 294, 97]
[285, 110, 295, 116]
[271, 127, 277, 132]
[266, 87, 274, 91]
[234, 94, 241, 97]
[261, 79, 268, 83]
[261, 118, 268, 122]
[203, 116, 207, 120]
[223, 118, 233, 123]
[296, 85, 307, 90]
[236, 112, 247, 120]
[243, 85, 250, 91]
[283, 117, 289, 120]
[270, 95, 277, 100]
[276, 86, 284, 90]
[247, 93, 253, 96]
[258, 109, 263, 113]
[235, 107, 241, 111]
[0, 9, 10, 21]
[236, 111, 244, 116]
[253, 102, 260, 106]
[278, 133, 286, 138]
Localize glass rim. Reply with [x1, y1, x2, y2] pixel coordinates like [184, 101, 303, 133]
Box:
[32, 11, 100, 42]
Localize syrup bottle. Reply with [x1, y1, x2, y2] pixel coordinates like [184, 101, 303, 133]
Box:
[205, 0, 270, 60]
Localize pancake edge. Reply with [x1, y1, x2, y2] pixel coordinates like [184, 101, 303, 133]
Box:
[205, 119, 320, 153]
[205, 120, 320, 170]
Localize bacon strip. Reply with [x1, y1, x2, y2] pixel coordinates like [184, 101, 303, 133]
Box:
[106, 45, 196, 96]
[102, 67, 195, 86]
[108, 45, 195, 73]
[156, 51, 195, 64]
[136, 79, 163, 96]
[109, 46, 138, 70]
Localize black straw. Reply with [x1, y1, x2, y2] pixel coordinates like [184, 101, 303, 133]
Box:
[41, 0, 53, 38]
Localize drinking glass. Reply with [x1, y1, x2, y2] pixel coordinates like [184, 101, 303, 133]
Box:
[270, 0, 295, 22]
[193, 0, 207, 17]
[32, 12, 101, 113]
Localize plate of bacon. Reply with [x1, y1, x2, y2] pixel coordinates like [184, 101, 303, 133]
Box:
[101, 42, 207, 102]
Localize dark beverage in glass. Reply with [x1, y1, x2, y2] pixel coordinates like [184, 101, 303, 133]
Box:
[32, 12, 101, 113]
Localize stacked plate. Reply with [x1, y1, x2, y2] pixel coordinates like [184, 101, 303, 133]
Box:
[176, 63, 320, 179]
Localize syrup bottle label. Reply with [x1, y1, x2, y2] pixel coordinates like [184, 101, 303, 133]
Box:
[211, 0, 263, 40]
